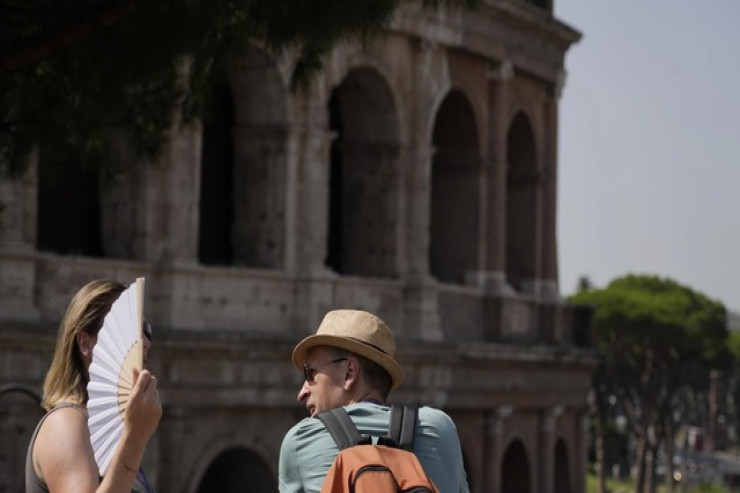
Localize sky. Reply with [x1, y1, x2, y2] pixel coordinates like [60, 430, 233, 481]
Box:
[554, 1, 740, 313]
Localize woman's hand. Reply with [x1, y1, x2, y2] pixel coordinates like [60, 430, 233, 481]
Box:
[96, 369, 162, 492]
[124, 368, 162, 442]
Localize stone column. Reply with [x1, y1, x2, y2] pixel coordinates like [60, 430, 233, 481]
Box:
[282, 122, 303, 273]
[0, 163, 40, 321]
[484, 405, 513, 493]
[402, 142, 442, 341]
[139, 121, 206, 329]
[482, 61, 515, 296]
[539, 73, 565, 303]
[538, 405, 564, 493]
[293, 128, 334, 276]
[289, 93, 338, 331]
[400, 37, 445, 341]
[573, 409, 589, 493]
[157, 122, 202, 265]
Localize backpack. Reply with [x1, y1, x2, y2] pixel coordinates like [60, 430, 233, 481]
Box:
[316, 405, 440, 493]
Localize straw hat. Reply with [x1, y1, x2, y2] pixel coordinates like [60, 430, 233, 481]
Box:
[292, 309, 403, 392]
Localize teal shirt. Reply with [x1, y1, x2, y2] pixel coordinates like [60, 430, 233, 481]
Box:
[278, 402, 469, 493]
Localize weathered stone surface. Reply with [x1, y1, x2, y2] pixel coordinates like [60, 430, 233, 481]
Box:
[0, 2, 593, 492]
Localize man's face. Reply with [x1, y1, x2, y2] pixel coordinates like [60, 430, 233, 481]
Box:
[297, 346, 350, 417]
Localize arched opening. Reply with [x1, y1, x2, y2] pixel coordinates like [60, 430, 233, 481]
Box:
[325, 67, 400, 278]
[0, 384, 45, 493]
[501, 439, 532, 493]
[196, 447, 276, 493]
[554, 438, 571, 493]
[37, 159, 103, 256]
[198, 73, 235, 266]
[198, 47, 288, 268]
[505, 112, 538, 293]
[429, 90, 480, 284]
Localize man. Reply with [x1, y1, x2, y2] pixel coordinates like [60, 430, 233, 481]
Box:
[278, 309, 469, 493]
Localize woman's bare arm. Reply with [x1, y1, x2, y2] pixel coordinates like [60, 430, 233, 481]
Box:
[34, 369, 162, 493]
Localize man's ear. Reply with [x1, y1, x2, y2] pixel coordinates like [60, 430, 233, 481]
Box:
[343, 357, 360, 390]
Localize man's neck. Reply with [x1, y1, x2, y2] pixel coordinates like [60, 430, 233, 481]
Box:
[348, 389, 386, 406]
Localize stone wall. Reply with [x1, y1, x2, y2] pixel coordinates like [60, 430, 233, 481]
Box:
[0, 1, 595, 492]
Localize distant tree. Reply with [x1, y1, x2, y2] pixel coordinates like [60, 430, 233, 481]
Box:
[1, 0, 474, 178]
[577, 275, 593, 292]
[726, 331, 740, 450]
[570, 274, 729, 493]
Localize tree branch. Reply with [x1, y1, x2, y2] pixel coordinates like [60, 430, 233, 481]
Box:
[0, 0, 140, 75]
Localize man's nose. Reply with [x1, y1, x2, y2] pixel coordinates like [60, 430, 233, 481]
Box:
[297, 380, 310, 402]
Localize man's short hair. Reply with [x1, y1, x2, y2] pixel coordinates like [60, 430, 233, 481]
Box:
[328, 347, 392, 399]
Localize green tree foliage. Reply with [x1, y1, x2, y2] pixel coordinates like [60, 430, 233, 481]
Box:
[726, 330, 740, 454]
[570, 274, 728, 493]
[576, 275, 728, 387]
[1, 0, 475, 178]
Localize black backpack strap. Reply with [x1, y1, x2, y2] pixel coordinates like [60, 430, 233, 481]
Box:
[317, 407, 371, 450]
[385, 404, 417, 451]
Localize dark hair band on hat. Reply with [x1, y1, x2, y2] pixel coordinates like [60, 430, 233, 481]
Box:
[347, 337, 389, 355]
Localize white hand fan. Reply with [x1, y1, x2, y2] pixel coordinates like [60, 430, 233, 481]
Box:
[87, 277, 145, 476]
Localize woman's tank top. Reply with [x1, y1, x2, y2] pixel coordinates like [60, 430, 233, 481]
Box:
[25, 403, 85, 493]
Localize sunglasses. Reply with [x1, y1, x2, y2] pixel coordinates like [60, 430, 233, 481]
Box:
[302, 357, 347, 383]
[142, 320, 153, 341]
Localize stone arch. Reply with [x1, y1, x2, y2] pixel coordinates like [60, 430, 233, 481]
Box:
[0, 383, 46, 493]
[325, 66, 401, 278]
[198, 45, 288, 269]
[429, 89, 481, 284]
[444, 71, 487, 158]
[501, 438, 532, 493]
[36, 158, 103, 257]
[328, 45, 410, 143]
[554, 438, 571, 493]
[0, 383, 41, 404]
[194, 446, 276, 493]
[505, 111, 538, 293]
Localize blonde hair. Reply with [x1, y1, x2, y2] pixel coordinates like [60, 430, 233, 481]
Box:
[42, 279, 126, 411]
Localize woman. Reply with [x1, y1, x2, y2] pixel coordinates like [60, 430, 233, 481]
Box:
[25, 279, 162, 493]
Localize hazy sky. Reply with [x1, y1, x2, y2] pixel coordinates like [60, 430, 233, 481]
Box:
[554, 1, 740, 313]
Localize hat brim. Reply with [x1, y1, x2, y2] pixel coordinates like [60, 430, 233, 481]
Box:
[292, 334, 403, 392]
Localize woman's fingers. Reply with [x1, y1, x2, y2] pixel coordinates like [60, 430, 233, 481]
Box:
[135, 369, 151, 392]
[145, 376, 157, 392]
[125, 369, 162, 437]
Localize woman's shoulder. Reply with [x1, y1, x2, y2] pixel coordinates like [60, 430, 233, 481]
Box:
[32, 403, 98, 490]
[36, 404, 89, 450]
[41, 403, 87, 427]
